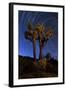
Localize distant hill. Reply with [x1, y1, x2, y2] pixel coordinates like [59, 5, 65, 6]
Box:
[19, 55, 38, 61]
[18, 55, 58, 79]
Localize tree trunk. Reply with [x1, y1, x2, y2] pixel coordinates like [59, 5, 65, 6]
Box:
[33, 39, 36, 63]
[39, 39, 45, 62]
[39, 43, 43, 61]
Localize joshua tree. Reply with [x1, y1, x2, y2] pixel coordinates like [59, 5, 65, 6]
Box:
[35, 24, 45, 62]
[35, 24, 54, 62]
[25, 22, 38, 63]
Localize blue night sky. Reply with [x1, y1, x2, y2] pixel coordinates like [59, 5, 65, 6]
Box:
[18, 11, 58, 59]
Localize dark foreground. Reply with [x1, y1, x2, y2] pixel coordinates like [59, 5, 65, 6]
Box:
[18, 56, 58, 79]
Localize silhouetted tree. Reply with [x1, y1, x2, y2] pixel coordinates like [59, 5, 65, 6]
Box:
[35, 24, 45, 62]
[45, 53, 51, 60]
[25, 22, 38, 63]
[35, 24, 54, 63]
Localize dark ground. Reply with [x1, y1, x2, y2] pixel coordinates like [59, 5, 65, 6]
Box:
[18, 56, 58, 79]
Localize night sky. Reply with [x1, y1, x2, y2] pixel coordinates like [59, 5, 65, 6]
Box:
[18, 11, 58, 59]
